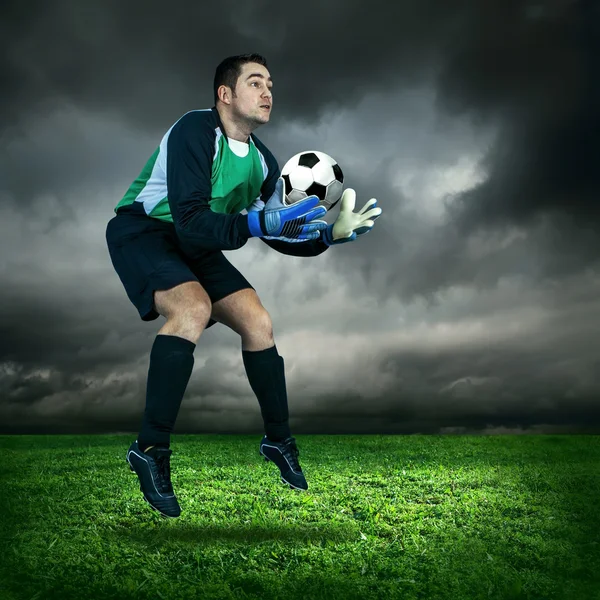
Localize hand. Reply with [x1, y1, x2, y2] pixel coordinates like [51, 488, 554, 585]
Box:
[321, 189, 382, 246]
[247, 177, 328, 241]
[247, 200, 314, 244]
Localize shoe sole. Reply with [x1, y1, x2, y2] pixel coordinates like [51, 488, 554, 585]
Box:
[259, 450, 308, 491]
[126, 456, 181, 518]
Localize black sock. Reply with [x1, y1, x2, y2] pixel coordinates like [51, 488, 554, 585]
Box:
[242, 345, 291, 442]
[137, 334, 196, 451]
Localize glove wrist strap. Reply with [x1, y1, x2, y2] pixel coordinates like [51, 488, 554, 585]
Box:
[247, 210, 266, 237]
[322, 224, 335, 246]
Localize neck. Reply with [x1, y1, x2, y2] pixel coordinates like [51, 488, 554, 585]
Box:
[216, 105, 255, 143]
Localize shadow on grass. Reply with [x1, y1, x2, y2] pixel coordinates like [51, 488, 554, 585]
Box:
[110, 521, 358, 546]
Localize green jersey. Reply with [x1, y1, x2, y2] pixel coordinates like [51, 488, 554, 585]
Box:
[114, 107, 328, 258]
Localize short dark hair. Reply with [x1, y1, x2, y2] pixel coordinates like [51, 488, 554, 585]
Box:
[213, 54, 269, 104]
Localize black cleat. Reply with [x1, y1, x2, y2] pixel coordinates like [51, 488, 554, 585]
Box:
[259, 435, 308, 491]
[126, 440, 181, 518]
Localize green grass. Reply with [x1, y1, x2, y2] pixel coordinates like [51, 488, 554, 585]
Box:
[1, 434, 599, 600]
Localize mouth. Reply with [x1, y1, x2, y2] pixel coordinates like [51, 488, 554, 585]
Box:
[260, 105, 271, 111]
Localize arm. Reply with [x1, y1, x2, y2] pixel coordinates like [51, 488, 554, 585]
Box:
[166, 111, 252, 256]
[261, 235, 329, 257]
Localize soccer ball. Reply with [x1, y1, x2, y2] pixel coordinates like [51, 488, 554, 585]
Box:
[281, 151, 344, 211]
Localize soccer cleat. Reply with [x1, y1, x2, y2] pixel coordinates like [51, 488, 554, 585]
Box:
[259, 435, 308, 490]
[126, 440, 181, 518]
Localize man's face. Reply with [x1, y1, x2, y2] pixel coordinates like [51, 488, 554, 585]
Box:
[229, 62, 273, 126]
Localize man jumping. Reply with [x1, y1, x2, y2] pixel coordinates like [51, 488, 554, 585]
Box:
[105, 53, 381, 517]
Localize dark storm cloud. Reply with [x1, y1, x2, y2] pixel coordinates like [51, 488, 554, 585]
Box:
[1, 0, 599, 435]
[0, 0, 450, 131]
[3, 289, 600, 434]
[0, 108, 159, 206]
[2, 0, 595, 232]
[1, 0, 584, 131]
[0, 286, 150, 372]
[439, 0, 599, 229]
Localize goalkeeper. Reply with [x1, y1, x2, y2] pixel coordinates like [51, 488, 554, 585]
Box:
[105, 53, 382, 518]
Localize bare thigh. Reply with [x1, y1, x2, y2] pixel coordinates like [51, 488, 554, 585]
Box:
[154, 281, 212, 343]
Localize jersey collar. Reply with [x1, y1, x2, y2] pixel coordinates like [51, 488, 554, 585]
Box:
[211, 106, 254, 145]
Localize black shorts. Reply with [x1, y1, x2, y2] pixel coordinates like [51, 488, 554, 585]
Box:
[105, 203, 254, 328]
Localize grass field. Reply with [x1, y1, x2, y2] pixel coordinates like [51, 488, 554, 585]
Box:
[1, 434, 599, 600]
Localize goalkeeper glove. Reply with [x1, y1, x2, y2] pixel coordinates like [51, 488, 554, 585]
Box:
[321, 189, 382, 246]
[247, 177, 327, 241]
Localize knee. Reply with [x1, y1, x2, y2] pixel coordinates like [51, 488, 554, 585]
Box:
[185, 301, 213, 327]
[248, 308, 274, 339]
[171, 299, 212, 333]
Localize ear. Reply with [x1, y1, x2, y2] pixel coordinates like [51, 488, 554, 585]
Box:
[218, 85, 231, 105]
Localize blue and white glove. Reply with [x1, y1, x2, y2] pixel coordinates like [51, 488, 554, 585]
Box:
[247, 177, 328, 242]
[321, 189, 382, 246]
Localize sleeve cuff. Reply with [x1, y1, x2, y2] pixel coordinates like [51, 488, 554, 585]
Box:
[239, 213, 253, 238]
[321, 224, 335, 246]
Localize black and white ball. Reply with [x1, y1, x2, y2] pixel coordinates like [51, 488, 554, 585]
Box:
[281, 151, 344, 211]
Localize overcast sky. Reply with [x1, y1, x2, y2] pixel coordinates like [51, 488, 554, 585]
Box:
[1, 0, 598, 435]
